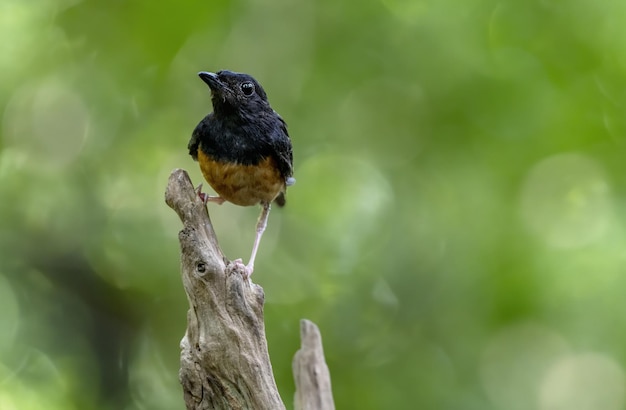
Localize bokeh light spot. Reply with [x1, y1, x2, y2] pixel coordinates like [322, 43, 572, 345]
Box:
[295, 153, 393, 272]
[520, 153, 612, 249]
[3, 82, 90, 170]
[539, 353, 625, 410]
[480, 322, 570, 410]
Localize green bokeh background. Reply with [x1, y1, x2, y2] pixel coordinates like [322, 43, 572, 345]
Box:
[2, 0, 626, 409]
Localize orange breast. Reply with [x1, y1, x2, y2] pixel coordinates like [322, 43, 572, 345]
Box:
[197, 149, 285, 206]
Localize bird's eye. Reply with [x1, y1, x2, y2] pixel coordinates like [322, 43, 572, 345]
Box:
[241, 82, 255, 96]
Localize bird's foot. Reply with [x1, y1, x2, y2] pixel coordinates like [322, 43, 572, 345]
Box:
[195, 184, 208, 203]
[232, 258, 254, 280]
[232, 258, 253, 279]
[195, 184, 225, 205]
[245, 263, 254, 277]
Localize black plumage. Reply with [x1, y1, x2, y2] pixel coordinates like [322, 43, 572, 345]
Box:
[188, 70, 295, 275]
[188, 70, 293, 191]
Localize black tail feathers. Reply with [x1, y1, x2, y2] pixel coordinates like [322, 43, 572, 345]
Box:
[274, 192, 286, 207]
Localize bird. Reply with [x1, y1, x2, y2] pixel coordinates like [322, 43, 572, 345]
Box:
[188, 70, 295, 276]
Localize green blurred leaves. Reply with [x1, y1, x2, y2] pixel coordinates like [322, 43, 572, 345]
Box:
[2, 0, 626, 408]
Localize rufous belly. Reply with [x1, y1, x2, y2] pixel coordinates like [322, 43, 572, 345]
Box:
[197, 150, 284, 206]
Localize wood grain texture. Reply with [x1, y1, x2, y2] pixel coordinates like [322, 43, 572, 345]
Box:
[165, 168, 285, 410]
[293, 320, 336, 410]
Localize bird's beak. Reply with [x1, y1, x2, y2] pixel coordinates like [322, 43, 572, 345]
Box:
[198, 72, 222, 91]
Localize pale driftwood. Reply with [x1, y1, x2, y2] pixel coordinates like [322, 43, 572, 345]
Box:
[165, 168, 334, 410]
[293, 320, 336, 410]
[165, 168, 284, 410]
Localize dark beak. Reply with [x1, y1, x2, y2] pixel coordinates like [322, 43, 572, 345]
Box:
[198, 72, 222, 91]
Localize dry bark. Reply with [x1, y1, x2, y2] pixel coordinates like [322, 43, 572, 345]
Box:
[165, 168, 334, 410]
[293, 320, 335, 410]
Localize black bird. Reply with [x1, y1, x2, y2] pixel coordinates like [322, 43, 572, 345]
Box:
[188, 70, 295, 275]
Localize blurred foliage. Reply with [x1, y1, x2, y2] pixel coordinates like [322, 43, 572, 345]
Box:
[2, 0, 626, 409]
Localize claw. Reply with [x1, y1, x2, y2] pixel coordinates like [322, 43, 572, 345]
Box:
[245, 263, 254, 277]
[231, 259, 251, 280]
[195, 183, 225, 205]
[195, 184, 208, 204]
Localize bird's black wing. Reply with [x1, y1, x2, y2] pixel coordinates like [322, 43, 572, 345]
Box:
[188, 114, 212, 161]
[270, 116, 293, 207]
[269, 114, 294, 180]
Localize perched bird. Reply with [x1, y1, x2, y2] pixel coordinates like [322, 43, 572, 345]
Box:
[188, 70, 295, 276]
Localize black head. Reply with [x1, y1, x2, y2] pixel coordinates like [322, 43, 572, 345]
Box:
[198, 70, 270, 115]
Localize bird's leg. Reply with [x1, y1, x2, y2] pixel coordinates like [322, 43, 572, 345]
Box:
[245, 202, 271, 276]
[195, 184, 225, 205]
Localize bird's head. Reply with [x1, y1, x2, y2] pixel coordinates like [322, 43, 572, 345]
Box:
[198, 70, 270, 116]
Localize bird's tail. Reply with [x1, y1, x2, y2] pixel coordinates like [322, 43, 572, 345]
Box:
[275, 177, 295, 207]
[274, 192, 286, 207]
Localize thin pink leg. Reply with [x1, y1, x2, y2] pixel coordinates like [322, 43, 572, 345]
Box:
[246, 202, 271, 276]
[195, 184, 225, 205]
[205, 196, 225, 204]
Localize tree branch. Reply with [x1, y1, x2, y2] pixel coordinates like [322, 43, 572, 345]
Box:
[165, 168, 284, 410]
[165, 168, 335, 410]
[293, 320, 336, 410]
